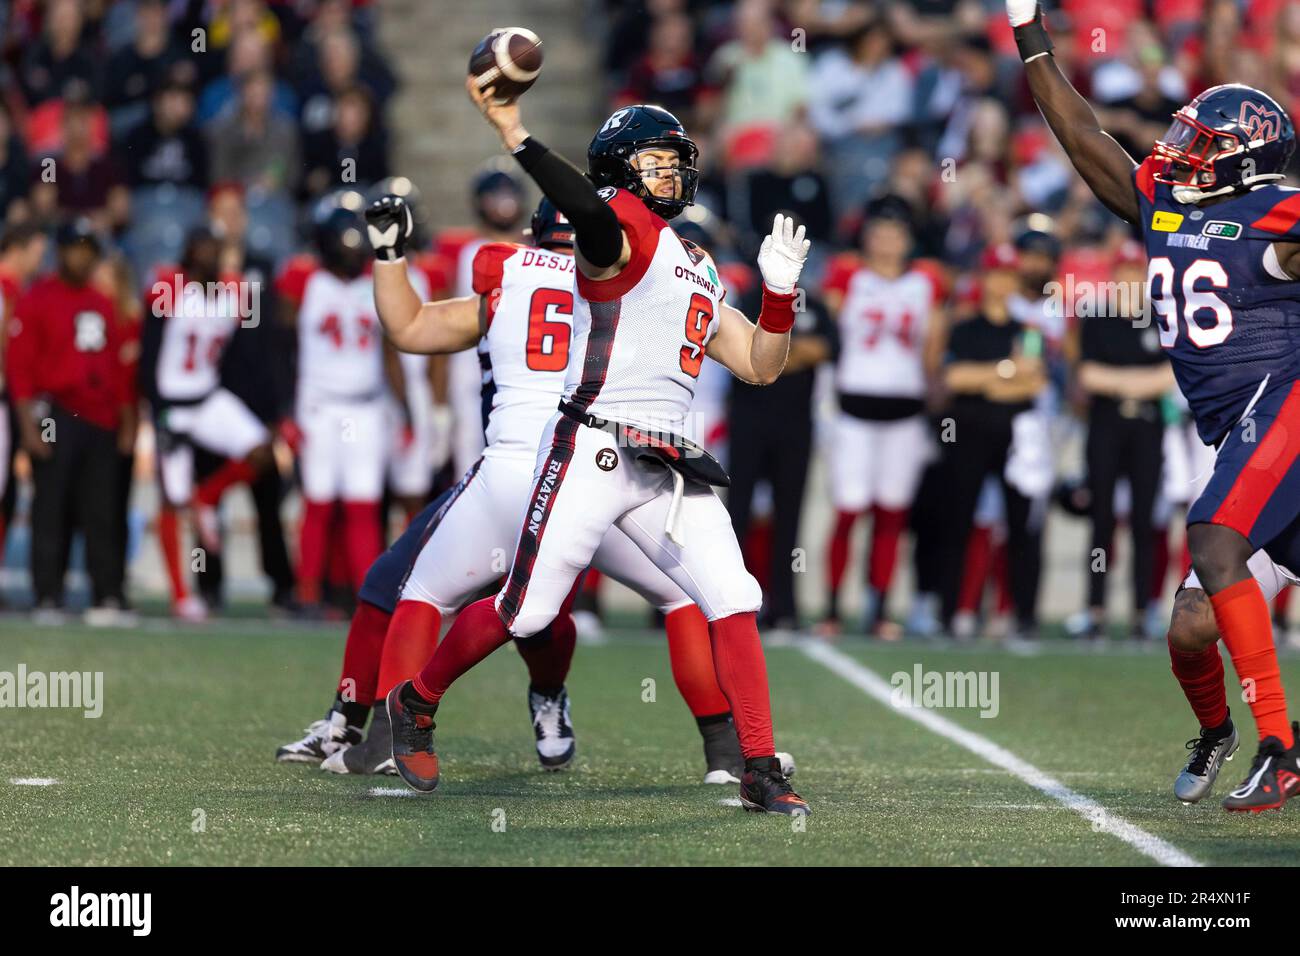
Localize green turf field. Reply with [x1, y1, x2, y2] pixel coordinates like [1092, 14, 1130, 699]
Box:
[4, 615, 1300, 866]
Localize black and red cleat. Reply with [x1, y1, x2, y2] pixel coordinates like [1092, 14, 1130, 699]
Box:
[1222, 721, 1300, 812]
[738, 756, 810, 816]
[386, 681, 440, 793]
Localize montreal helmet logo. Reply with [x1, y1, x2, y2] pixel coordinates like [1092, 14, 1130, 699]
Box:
[1239, 101, 1282, 143]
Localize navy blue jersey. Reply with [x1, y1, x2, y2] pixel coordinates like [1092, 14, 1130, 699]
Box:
[1133, 157, 1300, 444]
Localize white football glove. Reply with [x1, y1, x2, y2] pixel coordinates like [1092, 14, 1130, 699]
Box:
[757, 213, 810, 295]
[365, 195, 414, 261]
[1006, 0, 1039, 27]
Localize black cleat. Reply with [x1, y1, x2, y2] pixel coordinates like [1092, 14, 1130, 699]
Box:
[738, 756, 810, 816]
[322, 702, 397, 775]
[275, 710, 362, 764]
[528, 686, 576, 770]
[1222, 721, 1300, 812]
[386, 682, 439, 792]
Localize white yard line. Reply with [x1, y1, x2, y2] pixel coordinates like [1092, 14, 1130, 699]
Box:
[10, 777, 58, 786]
[799, 640, 1202, 868]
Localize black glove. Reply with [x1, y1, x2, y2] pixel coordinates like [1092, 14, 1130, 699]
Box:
[365, 195, 413, 261]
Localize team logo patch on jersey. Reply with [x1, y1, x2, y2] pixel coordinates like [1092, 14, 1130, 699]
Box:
[1152, 211, 1184, 232]
[595, 448, 618, 472]
[1202, 220, 1242, 240]
[596, 186, 617, 202]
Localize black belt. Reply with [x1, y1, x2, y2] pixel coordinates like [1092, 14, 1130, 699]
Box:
[558, 399, 729, 488]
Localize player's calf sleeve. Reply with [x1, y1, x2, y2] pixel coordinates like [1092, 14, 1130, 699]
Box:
[297, 499, 333, 604]
[708, 611, 776, 760]
[157, 505, 188, 602]
[342, 501, 383, 591]
[374, 599, 440, 700]
[1168, 639, 1229, 731]
[826, 510, 858, 597]
[665, 605, 731, 718]
[1210, 578, 1293, 747]
[514, 612, 577, 696]
[412, 595, 513, 705]
[194, 458, 257, 507]
[868, 505, 908, 595]
[338, 600, 392, 709]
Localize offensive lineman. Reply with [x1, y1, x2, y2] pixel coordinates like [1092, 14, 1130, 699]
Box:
[381, 84, 811, 815]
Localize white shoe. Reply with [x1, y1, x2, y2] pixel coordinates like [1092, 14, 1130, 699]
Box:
[84, 600, 138, 628]
[275, 711, 362, 764]
[173, 595, 208, 622]
[703, 769, 741, 785]
[32, 604, 67, 627]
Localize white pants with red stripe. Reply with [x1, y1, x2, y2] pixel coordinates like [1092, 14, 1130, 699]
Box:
[497, 412, 762, 637]
[399, 447, 696, 617]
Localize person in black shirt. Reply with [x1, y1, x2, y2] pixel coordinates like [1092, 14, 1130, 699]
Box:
[935, 243, 1047, 638]
[118, 81, 208, 190]
[727, 268, 836, 630]
[1073, 241, 1174, 639]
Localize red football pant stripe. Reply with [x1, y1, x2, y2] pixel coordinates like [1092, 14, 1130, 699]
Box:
[338, 601, 392, 707]
[1210, 578, 1293, 747]
[708, 611, 775, 759]
[666, 605, 731, 718]
[1211, 381, 1300, 537]
[377, 600, 441, 700]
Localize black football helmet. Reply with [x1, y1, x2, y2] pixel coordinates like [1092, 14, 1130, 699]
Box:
[587, 104, 699, 220]
[528, 197, 574, 249]
[312, 191, 368, 279]
[1152, 84, 1296, 202]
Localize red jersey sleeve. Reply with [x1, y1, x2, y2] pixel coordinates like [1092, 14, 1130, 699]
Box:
[822, 253, 860, 299]
[275, 255, 317, 306]
[576, 187, 664, 303]
[472, 242, 518, 327]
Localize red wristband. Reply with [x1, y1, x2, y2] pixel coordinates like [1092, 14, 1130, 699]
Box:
[757, 285, 797, 334]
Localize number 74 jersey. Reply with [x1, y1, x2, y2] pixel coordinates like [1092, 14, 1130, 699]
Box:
[1134, 157, 1300, 445]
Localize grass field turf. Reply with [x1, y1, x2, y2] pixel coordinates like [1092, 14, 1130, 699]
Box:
[4, 616, 1300, 866]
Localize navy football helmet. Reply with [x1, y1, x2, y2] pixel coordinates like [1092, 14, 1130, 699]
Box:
[1152, 84, 1296, 202]
[587, 104, 699, 219]
[528, 197, 574, 249]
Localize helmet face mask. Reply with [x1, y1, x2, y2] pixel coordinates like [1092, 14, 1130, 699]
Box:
[1149, 85, 1296, 203]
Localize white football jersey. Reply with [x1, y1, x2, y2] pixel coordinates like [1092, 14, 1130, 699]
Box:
[152, 276, 242, 402]
[831, 265, 937, 399]
[296, 269, 382, 399]
[474, 242, 576, 457]
[565, 187, 724, 433]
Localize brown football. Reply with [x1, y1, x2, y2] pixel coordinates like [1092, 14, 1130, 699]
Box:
[468, 27, 543, 104]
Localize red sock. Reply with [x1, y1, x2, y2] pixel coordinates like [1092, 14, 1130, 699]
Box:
[377, 600, 441, 699]
[297, 499, 333, 605]
[1151, 527, 1170, 603]
[195, 458, 256, 507]
[338, 601, 392, 707]
[1211, 578, 1293, 746]
[157, 505, 188, 602]
[826, 510, 858, 595]
[868, 505, 908, 594]
[412, 596, 512, 704]
[342, 501, 383, 591]
[1168, 640, 1228, 730]
[515, 612, 577, 692]
[665, 605, 731, 717]
[708, 611, 775, 759]
[958, 526, 992, 613]
[1274, 587, 1293, 624]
